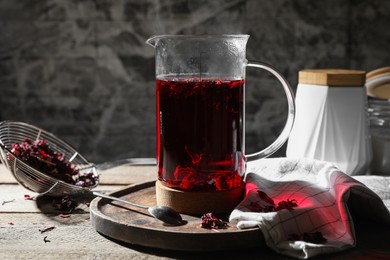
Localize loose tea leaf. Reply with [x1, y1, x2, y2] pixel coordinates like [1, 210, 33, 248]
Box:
[200, 213, 228, 229]
[248, 190, 298, 213]
[276, 199, 298, 210]
[302, 232, 327, 243]
[2, 199, 15, 205]
[288, 233, 301, 241]
[11, 138, 97, 187]
[288, 232, 327, 244]
[39, 226, 55, 234]
[257, 190, 276, 205]
[43, 236, 50, 243]
[248, 201, 276, 212]
[52, 196, 78, 214]
[24, 194, 34, 200]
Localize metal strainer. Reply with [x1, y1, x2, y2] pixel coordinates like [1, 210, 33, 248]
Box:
[0, 121, 98, 196]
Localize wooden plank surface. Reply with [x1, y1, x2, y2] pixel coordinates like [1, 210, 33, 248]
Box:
[1, 163, 390, 259]
[98, 164, 157, 185]
[0, 162, 165, 259]
[0, 212, 169, 260]
[0, 163, 157, 185]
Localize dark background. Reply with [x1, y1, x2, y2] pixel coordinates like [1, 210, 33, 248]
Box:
[1, 0, 389, 163]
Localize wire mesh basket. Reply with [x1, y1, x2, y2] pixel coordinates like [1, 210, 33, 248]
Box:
[0, 121, 98, 196]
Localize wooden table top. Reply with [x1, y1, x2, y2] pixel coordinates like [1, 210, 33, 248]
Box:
[0, 162, 389, 259]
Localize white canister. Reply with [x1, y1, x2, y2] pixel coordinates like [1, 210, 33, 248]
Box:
[286, 69, 372, 175]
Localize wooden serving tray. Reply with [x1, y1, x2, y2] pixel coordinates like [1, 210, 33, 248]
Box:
[90, 181, 265, 251]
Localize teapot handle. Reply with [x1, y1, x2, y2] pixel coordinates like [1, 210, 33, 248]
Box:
[245, 61, 295, 162]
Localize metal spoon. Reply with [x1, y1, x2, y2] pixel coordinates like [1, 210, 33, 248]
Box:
[92, 191, 183, 225]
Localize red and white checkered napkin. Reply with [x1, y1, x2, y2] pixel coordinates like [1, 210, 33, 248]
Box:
[229, 158, 390, 259]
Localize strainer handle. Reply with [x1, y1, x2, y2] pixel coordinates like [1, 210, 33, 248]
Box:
[93, 191, 149, 209]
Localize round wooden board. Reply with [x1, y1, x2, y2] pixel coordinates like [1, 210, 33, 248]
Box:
[90, 181, 265, 251]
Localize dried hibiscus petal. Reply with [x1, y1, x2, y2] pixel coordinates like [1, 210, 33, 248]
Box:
[288, 232, 327, 244]
[11, 138, 97, 188]
[52, 196, 78, 214]
[303, 232, 327, 243]
[75, 172, 97, 187]
[249, 190, 298, 212]
[288, 233, 301, 241]
[257, 190, 275, 205]
[248, 201, 264, 212]
[39, 226, 55, 234]
[200, 213, 228, 229]
[248, 201, 276, 212]
[24, 194, 34, 200]
[276, 199, 298, 210]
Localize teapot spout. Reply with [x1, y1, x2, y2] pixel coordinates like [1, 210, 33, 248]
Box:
[145, 35, 162, 48]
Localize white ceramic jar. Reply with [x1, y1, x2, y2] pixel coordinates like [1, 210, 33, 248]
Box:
[286, 69, 372, 175]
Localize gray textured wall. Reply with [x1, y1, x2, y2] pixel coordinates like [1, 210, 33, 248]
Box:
[1, 0, 389, 163]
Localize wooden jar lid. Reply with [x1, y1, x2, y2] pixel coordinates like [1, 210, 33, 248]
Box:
[367, 83, 390, 99]
[298, 69, 366, 87]
[366, 67, 390, 99]
[366, 66, 390, 81]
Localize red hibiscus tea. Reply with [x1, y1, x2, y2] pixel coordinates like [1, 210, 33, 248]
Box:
[156, 78, 245, 192]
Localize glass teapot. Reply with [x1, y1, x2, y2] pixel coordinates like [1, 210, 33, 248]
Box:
[146, 35, 295, 213]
